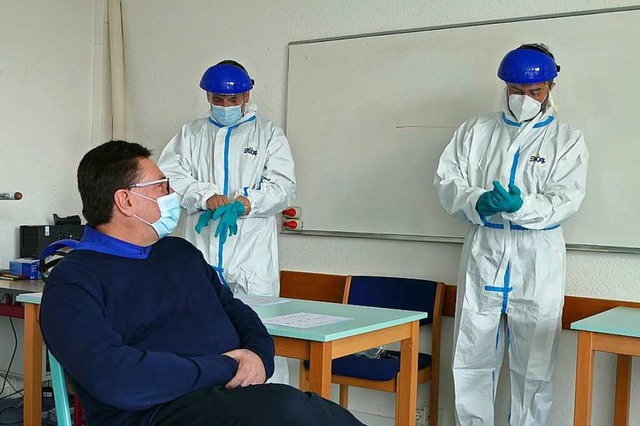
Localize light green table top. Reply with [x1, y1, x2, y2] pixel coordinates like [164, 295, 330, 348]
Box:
[250, 297, 427, 342]
[571, 307, 640, 338]
[16, 291, 43, 305]
[17, 293, 427, 342]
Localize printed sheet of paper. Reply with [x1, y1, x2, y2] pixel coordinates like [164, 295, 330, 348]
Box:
[262, 312, 352, 328]
[237, 294, 290, 308]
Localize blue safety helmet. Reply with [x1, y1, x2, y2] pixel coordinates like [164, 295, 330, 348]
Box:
[497, 47, 560, 84]
[199, 63, 254, 94]
[39, 239, 79, 281]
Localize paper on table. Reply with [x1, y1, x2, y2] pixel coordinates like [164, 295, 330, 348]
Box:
[262, 312, 352, 328]
[236, 294, 290, 307]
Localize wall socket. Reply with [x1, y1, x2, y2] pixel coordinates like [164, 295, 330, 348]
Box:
[415, 407, 428, 425]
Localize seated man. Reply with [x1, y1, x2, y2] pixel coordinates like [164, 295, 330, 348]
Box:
[40, 140, 363, 426]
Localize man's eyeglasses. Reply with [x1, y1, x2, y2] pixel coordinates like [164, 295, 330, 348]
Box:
[128, 177, 170, 193]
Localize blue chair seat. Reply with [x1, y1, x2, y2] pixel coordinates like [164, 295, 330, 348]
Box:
[304, 351, 432, 381]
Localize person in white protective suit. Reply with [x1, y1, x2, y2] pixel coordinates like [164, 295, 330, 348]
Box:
[158, 60, 296, 384]
[434, 44, 589, 425]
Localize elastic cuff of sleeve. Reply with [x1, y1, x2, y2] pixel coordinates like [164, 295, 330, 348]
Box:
[468, 191, 488, 225]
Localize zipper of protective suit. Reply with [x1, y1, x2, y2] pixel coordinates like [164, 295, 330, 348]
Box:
[213, 116, 256, 287]
[494, 116, 540, 312]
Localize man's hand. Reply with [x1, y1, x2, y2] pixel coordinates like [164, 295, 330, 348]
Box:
[235, 195, 251, 216]
[223, 349, 266, 388]
[206, 194, 230, 211]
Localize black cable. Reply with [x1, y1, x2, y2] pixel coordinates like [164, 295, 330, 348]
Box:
[43, 408, 57, 425]
[5, 320, 19, 397]
[0, 389, 22, 402]
[0, 291, 58, 426]
[0, 392, 57, 425]
[0, 314, 19, 397]
[0, 294, 23, 400]
[0, 396, 57, 426]
[4, 319, 19, 396]
[0, 295, 16, 395]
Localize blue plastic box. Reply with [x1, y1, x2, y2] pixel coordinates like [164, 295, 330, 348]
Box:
[9, 258, 40, 279]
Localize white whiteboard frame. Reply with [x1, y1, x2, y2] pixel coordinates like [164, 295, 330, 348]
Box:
[288, 6, 640, 47]
[284, 6, 640, 255]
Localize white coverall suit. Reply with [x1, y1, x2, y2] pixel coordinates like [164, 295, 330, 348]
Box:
[434, 97, 588, 425]
[158, 102, 296, 383]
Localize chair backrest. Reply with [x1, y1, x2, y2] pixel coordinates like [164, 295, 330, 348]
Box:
[48, 351, 73, 426]
[344, 276, 442, 326]
[280, 270, 347, 303]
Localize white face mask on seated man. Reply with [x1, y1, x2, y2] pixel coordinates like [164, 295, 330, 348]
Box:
[130, 191, 181, 239]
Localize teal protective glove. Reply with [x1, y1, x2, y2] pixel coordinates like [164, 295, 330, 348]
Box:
[476, 191, 500, 217]
[232, 201, 246, 215]
[212, 204, 235, 245]
[195, 210, 214, 234]
[227, 202, 245, 236]
[211, 203, 234, 221]
[490, 181, 523, 213]
[212, 201, 245, 244]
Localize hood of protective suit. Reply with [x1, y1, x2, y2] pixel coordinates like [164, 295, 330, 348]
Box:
[242, 101, 258, 120]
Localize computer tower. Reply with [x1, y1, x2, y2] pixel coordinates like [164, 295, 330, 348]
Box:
[19, 225, 85, 258]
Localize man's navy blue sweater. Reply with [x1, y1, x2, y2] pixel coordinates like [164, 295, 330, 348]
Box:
[40, 227, 275, 426]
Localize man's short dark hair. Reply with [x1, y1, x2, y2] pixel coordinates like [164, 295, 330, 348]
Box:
[77, 140, 152, 227]
[216, 59, 247, 71]
[519, 43, 556, 61]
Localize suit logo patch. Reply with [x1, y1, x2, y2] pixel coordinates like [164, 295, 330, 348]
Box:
[243, 147, 258, 156]
[530, 155, 546, 164]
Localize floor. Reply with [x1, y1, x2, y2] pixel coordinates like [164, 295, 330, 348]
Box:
[0, 395, 58, 426]
[352, 410, 396, 425]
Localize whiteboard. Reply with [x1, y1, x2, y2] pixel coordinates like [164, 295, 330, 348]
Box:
[286, 8, 640, 251]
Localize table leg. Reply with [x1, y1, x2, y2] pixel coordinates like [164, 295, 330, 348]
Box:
[574, 331, 595, 426]
[396, 321, 419, 426]
[23, 304, 42, 426]
[308, 341, 332, 398]
[614, 354, 632, 426]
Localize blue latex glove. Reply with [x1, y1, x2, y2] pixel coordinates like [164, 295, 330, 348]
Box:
[476, 191, 500, 217]
[490, 181, 523, 213]
[195, 210, 214, 234]
[213, 202, 245, 244]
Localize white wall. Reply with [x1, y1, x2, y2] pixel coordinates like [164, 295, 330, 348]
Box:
[0, 0, 97, 265]
[122, 1, 640, 425]
[0, 0, 632, 422]
[0, 0, 99, 387]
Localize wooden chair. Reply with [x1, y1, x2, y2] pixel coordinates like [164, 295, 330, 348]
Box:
[299, 275, 445, 425]
[279, 270, 346, 303]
